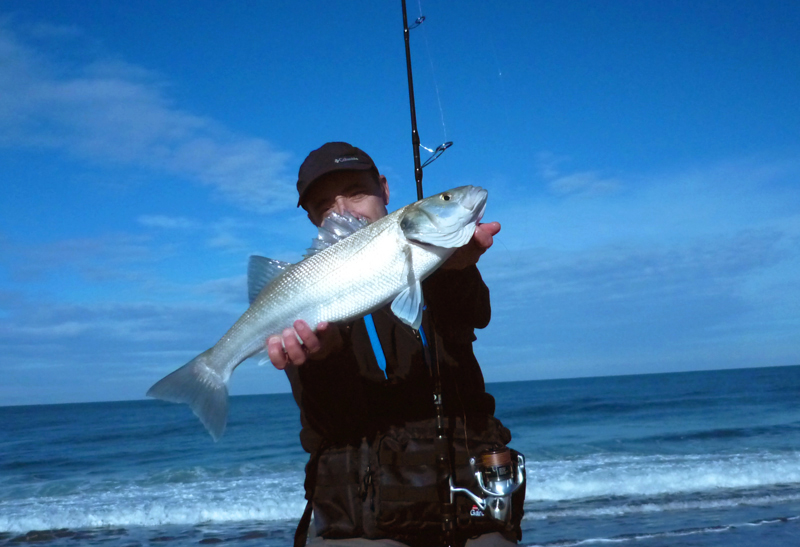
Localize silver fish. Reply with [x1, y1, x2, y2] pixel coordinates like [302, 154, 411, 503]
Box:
[147, 185, 488, 440]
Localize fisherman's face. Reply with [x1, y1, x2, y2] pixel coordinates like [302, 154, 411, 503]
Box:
[302, 170, 390, 227]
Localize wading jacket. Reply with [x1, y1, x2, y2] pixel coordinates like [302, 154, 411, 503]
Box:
[284, 264, 522, 546]
[284, 264, 497, 453]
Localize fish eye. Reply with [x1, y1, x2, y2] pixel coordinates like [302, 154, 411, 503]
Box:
[442, 193, 451, 201]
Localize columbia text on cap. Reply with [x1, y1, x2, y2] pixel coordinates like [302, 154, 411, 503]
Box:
[297, 142, 377, 207]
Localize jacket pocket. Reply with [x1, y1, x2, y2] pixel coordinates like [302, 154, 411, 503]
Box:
[371, 416, 522, 546]
[312, 441, 364, 538]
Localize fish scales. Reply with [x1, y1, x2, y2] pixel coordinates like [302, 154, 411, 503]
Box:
[213, 208, 414, 373]
[147, 186, 488, 440]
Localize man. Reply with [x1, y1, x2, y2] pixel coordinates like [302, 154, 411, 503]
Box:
[268, 142, 520, 547]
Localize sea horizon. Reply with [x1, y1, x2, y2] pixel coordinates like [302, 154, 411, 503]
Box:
[4, 362, 798, 409]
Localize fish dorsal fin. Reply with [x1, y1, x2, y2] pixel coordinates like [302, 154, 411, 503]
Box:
[247, 256, 293, 303]
[390, 246, 425, 329]
[304, 211, 370, 258]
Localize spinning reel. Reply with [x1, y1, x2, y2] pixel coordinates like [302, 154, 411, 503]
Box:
[450, 447, 526, 522]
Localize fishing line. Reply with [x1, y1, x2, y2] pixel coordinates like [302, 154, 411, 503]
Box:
[484, 23, 514, 135]
[416, 0, 448, 143]
[407, 2, 452, 175]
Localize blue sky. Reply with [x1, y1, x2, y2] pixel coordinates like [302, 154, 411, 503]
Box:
[1, 1, 798, 406]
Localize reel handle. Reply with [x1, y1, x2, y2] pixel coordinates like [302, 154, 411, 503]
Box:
[449, 452, 526, 523]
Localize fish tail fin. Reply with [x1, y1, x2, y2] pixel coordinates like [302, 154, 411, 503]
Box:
[146, 348, 228, 441]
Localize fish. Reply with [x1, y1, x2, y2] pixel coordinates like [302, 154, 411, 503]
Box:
[147, 185, 488, 440]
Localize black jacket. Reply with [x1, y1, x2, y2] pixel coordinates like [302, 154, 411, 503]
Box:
[285, 264, 496, 453]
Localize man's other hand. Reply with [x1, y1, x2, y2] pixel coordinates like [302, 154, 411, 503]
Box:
[266, 320, 343, 369]
[442, 221, 501, 270]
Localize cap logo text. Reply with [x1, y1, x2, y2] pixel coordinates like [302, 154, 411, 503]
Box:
[334, 156, 359, 164]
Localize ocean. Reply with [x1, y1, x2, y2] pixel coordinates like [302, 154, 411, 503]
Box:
[3, 365, 800, 546]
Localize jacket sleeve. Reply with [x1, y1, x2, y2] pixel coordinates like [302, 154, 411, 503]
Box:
[422, 264, 491, 329]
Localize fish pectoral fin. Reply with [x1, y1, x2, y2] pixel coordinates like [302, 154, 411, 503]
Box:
[247, 256, 293, 304]
[390, 245, 425, 330]
[391, 278, 425, 330]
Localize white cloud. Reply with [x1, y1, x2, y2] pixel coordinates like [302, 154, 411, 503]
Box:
[0, 293, 246, 405]
[548, 171, 622, 197]
[0, 232, 157, 284]
[0, 22, 296, 213]
[534, 152, 622, 197]
[208, 232, 247, 251]
[535, 151, 569, 180]
[473, 154, 800, 381]
[137, 215, 200, 230]
[0, 272, 290, 405]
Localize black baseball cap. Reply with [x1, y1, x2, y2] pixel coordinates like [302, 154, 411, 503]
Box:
[296, 142, 377, 207]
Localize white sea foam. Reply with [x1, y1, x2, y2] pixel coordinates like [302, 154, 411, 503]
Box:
[0, 472, 307, 533]
[523, 493, 800, 521]
[523, 515, 800, 547]
[5, 450, 800, 534]
[524, 450, 800, 501]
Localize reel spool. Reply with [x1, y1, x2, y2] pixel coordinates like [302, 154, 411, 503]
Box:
[450, 447, 526, 522]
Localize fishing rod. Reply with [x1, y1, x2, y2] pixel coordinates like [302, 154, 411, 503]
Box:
[401, 3, 456, 546]
[401, 0, 424, 200]
[400, 9, 526, 547]
[401, 0, 452, 200]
